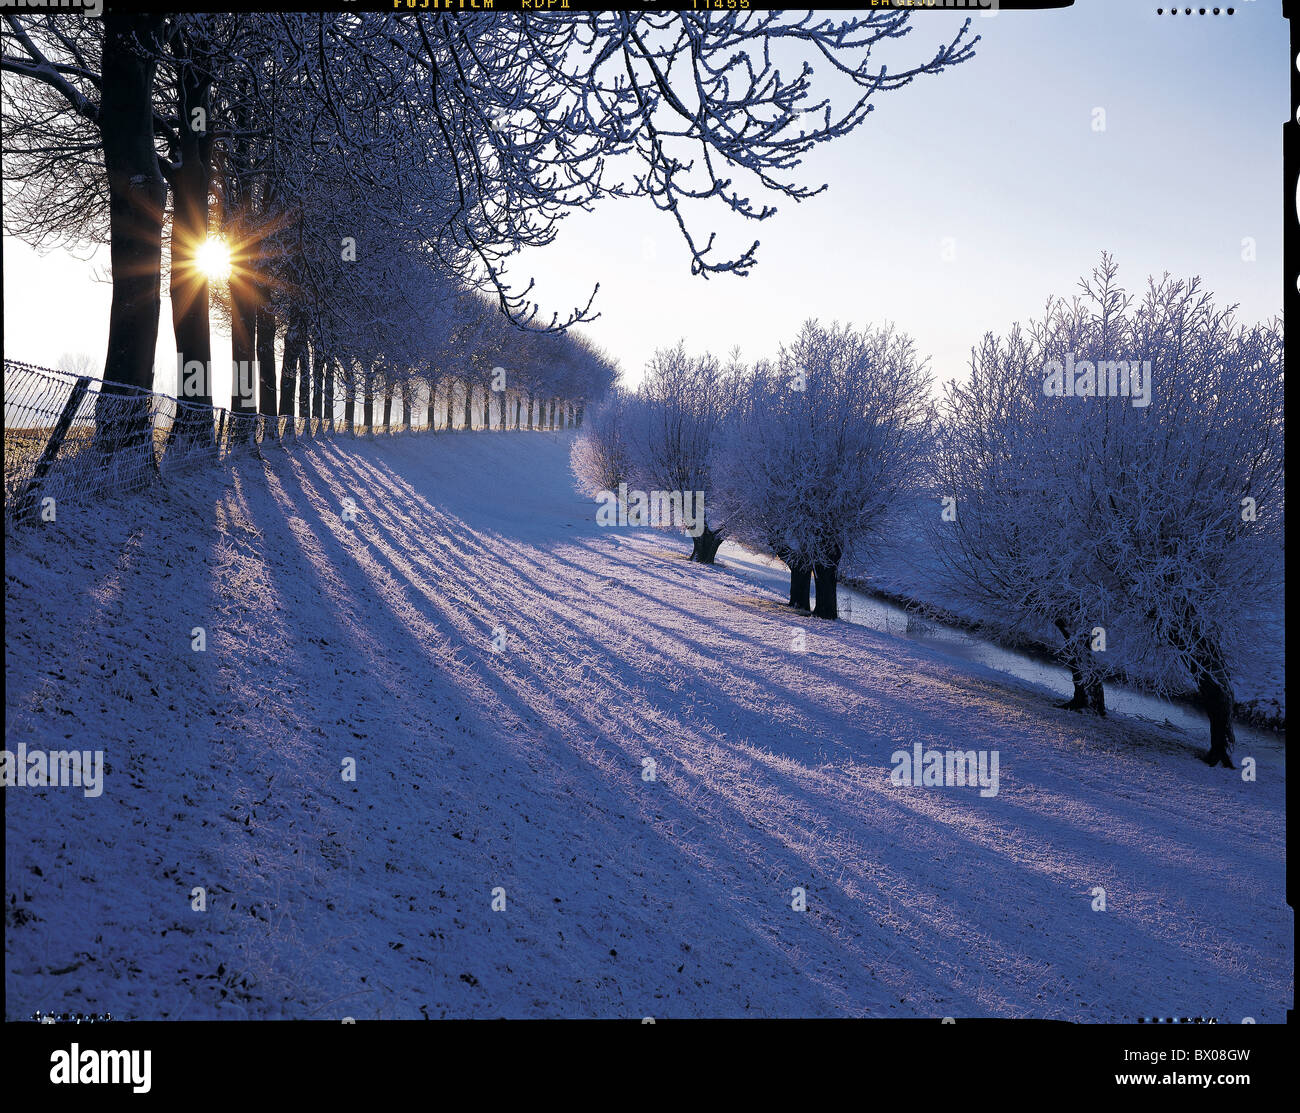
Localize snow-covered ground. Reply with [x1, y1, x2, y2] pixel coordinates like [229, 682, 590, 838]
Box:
[4, 429, 1291, 1020]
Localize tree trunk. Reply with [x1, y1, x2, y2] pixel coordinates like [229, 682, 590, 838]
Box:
[812, 561, 839, 619]
[690, 525, 724, 565]
[462, 380, 473, 429]
[1053, 620, 1106, 715]
[382, 387, 394, 433]
[774, 546, 811, 608]
[96, 13, 168, 462]
[280, 317, 304, 439]
[1185, 638, 1237, 769]
[426, 381, 437, 430]
[166, 47, 214, 452]
[1195, 670, 1237, 769]
[227, 256, 257, 445]
[345, 373, 357, 436]
[255, 292, 277, 438]
[788, 565, 812, 610]
[526, 392, 534, 430]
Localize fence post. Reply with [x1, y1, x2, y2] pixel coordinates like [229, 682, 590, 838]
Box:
[14, 375, 91, 525]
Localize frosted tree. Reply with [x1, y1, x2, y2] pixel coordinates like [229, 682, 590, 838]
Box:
[571, 391, 635, 503]
[714, 358, 816, 609]
[724, 321, 933, 619]
[1075, 267, 1283, 767]
[935, 256, 1283, 766]
[56, 352, 97, 377]
[624, 345, 740, 564]
[933, 323, 1111, 714]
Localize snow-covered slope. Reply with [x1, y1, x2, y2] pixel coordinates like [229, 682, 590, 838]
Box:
[4, 429, 1290, 1019]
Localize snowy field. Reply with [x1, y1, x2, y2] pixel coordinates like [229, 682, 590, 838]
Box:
[4, 430, 1291, 1020]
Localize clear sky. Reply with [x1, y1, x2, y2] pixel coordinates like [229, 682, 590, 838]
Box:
[2, 1, 1288, 395]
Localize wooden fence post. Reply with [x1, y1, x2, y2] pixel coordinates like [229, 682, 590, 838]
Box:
[14, 376, 91, 524]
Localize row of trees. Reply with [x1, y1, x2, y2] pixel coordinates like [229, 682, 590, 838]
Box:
[572, 323, 931, 616]
[3, 9, 977, 454]
[572, 259, 1284, 768]
[934, 256, 1283, 769]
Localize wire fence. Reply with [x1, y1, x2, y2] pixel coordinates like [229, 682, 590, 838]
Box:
[3, 360, 574, 528]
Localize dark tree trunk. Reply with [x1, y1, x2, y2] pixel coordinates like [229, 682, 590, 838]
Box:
[345, 373, 357, 436]
[462, 381, 473, 429]
[255, 293, 277, 436]
[482, 387, 491, 429]
[254, 172, 279, 433]
[812, 557, 840, 620]
[1176, 633, 1237, 769]
[1054, 620, 1106, 715]
[280, 317, 304, 437]
[789, 565, 812, 610]
[576, 403, 585, 428]
[96, 13, 168, 461]
[228, 269, 258, 446]
[499, 391, 508, 430]
[1059, 663, 1107, 716]
[426, 381, 437, 430]
[383, 387, 394, 433]
[526, 393, 534, 430]
[690, 525, 724, 565]
[165, 41, 214, 452]
[774, 546, 811, 609]
[515, 396, 522, 429]
[1195, 666, 1237, 769]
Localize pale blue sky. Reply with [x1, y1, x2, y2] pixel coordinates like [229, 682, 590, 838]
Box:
[2, 1, 1287, 394]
